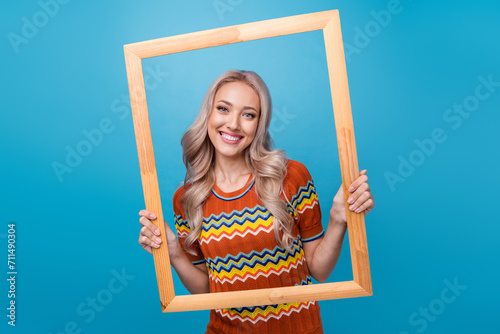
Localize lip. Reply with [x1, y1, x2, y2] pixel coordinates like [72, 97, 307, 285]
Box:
[219, 131, 243, 144]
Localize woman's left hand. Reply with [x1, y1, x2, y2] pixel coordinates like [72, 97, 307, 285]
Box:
[330, 169, 374, 225]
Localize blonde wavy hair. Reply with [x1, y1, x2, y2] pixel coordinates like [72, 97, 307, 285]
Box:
[180, 70, 296, 254]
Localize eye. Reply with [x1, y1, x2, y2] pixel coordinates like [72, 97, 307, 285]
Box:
[217, 106, 228, 112]
[243, 113, 256, 119]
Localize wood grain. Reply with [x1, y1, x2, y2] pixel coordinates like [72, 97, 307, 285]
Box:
[323, 11, 372, 294]
[124, 46, 176, 308]
[165, 281, 370, 313]
[125, 10, 336, 58]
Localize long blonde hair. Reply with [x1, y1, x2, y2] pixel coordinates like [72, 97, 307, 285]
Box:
[180, 70, 295, 254]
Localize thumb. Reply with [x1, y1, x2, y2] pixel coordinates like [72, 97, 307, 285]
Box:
[359, 169, 367, 175]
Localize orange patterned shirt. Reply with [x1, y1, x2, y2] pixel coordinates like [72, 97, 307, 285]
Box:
[174, 160, 325, 333]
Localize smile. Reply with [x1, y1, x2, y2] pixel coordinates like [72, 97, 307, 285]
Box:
[219, 131, 243, 143]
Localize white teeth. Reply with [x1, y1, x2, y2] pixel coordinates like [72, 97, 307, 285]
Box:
[221, 133, 241, 141]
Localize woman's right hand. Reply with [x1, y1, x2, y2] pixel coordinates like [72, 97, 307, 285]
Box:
[138, 210, 180, 256]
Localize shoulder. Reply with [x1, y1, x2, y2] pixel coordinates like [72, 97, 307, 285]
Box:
[285, 159, 313, 184]
[286, 159, 310, 176]
[283, 159, 315, 195]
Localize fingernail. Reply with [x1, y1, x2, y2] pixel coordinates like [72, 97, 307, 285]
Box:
[349, 204, 355, 211]
[348, 186, 354, 192]
[156, 238, 162, 244]
[347, 197, 354, 204]
[154, 243, 160, 248]
[154, 229, 160, 236]
[355, 208, 362, 213]
[150, 213, 156, 219]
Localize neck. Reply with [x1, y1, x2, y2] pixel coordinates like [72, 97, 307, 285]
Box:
[213, 153, 251, 184]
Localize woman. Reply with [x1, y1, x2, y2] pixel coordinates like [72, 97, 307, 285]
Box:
[138, 70, 374, 333]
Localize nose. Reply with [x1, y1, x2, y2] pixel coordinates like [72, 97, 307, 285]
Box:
[227, 112, 241, 131]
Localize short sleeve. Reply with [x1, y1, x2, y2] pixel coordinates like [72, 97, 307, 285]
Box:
[173, 187, 205, 265]
[284, 160, 325, 243]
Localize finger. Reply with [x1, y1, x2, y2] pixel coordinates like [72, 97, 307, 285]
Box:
[347, 174, 368, 193]
[139, 215, 160, 236]
[359, 169, 368, 175]
[346, 182, 370, 205]
[355, 198, 375, 214]
[139, 233, 161, 250]
[140, 226, 162, 246]
[349, 191, 372, 212]
[139, 210, 157, 220]
[364, 198, 375, 214]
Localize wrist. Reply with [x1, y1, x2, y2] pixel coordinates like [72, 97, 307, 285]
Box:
[329, 211, 347, 230]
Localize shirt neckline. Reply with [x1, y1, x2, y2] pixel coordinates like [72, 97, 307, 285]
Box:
[212, 174, 255, 201]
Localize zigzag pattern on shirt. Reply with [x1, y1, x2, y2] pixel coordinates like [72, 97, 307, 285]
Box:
[174, 214, 190, 237]
[206, 240, 304, 284]
[200, 206, 273, 244]
[216, 301, 316, 324]
[290, 180, 319, 214]
[209, 257, 305, 285]
[201, 224, 274, 245]
[295, 276, 312, 286]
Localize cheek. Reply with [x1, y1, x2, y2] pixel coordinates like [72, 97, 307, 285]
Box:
[207, 117, 218, 138]
[246, 123, 258, 139]
[207, 115, 219, 131]
[210, 113, 226, 127]
[252, 119, 259, 134]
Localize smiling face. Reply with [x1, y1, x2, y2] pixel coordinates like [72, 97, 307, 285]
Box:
[207, 81, 261, 162]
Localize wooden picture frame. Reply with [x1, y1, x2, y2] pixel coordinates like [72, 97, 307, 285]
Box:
[124, 9, 372, 313]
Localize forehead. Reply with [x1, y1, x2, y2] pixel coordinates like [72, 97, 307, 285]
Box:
[215, 81, 260, 109]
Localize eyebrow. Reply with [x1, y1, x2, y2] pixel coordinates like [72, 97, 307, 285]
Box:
[217, 100, 258, 113]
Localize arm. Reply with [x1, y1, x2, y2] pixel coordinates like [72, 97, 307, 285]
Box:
[164, 231, 210, 294]
[303, 215, 346, 283]
[303, 169, 374, 283]
[304, 217, 347, 283]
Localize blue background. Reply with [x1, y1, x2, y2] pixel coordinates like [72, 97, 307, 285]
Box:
[1, 0, 499, 333]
